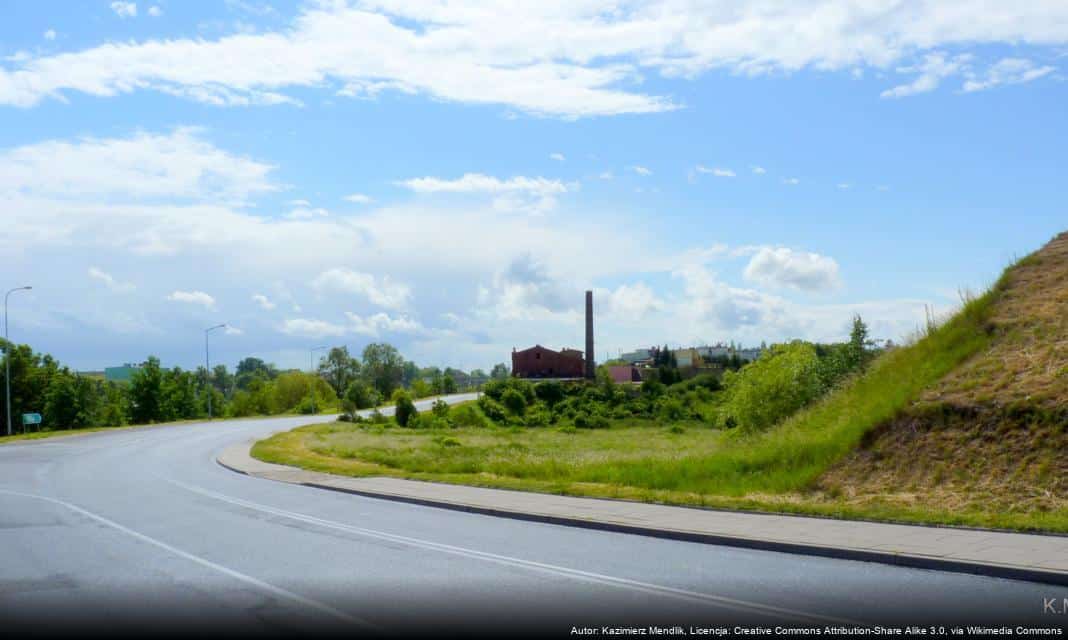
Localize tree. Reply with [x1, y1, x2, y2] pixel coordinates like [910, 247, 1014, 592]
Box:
[128, 356, 164, 423]
[159, 367, 199, 422]
[362, 343, 404, 398]
[319, 346, 360, 396]
[490, 363, 510, 380]
[442, 374, 457, 395]
[44, 370, 97, 430]
[342, 381, 379, 418]
[401, 361, 420, 387]
[847, 314, 871, 370]
[235, 357, 279, 391]
[212, 364, 234, 396]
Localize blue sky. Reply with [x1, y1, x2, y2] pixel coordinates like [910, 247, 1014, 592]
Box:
[1, 1, 1066, 372]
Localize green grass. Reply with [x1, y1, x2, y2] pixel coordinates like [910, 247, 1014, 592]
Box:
[250, 280, 1060, 530]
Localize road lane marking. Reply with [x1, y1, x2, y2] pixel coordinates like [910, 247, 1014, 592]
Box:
[165, 477, 871, 627]
[0, 488, 380, 631]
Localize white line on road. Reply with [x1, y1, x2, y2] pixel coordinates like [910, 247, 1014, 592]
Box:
[0, 488, 380, 631]
[165, 477, 872, 627]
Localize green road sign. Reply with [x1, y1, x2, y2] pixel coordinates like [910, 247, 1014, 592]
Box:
[22, 413, 41, 426]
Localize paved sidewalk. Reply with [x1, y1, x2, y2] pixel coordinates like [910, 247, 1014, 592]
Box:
[218, 440, 1068, 586]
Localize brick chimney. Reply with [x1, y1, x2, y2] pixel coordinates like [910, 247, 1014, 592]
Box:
[585, 290, 595, 379]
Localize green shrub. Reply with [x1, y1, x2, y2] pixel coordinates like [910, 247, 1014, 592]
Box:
[721, 341, 825, 432]
[574, 410, 609, 429]
[296, 394, 318, 415]
[656, 396, 687, 422]
[524, 406, 552, 428]
[452, 403, 490, 428]
[431, 399, 450, 418]
[394, 391, 418, 427]
[501, 388, 527, 416]
[478, 396, 507, 422]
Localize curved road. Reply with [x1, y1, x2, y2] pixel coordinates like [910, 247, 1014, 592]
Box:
[0, 396, 1064, 635]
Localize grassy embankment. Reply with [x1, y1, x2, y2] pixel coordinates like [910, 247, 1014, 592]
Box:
[254, 233, 1068, 532]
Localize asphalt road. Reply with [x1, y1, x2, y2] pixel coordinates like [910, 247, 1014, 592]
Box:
[1, 395, 1065, 636]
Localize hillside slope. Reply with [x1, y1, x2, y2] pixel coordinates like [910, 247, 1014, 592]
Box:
[819, 232, 1068, 525]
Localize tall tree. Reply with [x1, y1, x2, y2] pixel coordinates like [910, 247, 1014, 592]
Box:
[128, 356, 164, 423]
[490, 363, 510, 380]
[361, 343, 405, 398]
[319, 346, 360, 396]
[235, 357, 277, 390]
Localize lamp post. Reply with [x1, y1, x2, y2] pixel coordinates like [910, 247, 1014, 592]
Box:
[5, 286, 32, 437]
[204, 323, 227, 420]
[310, 345, 327, 414]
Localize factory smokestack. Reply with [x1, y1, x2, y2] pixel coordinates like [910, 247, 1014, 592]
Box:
[585, 290, 595, 379]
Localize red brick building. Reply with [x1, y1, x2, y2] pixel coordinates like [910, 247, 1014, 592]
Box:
[608, 365, 642, 384]
[511, 345, 585, 379]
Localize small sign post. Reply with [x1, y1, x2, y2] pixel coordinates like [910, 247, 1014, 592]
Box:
[21, 413, 41, 433]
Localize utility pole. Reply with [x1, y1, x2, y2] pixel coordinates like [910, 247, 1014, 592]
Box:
[204, 324, 227, 419]
[310, 345, 327, 413]
[4, 286, 32, 437]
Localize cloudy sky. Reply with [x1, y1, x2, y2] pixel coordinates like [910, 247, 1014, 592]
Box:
[2, 1, 1065, 372]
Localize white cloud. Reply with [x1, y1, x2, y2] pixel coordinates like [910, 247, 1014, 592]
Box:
[598, 171, 614, 180]
[251, 293, 275, 310]
[477, 253, 576, 321]
[881, 52, 971, 99]
[279, 318, 347, 338]
[345, 311, 424, 337]
[837, 183, 851, 189]
[605, 282, 663, 319]
[1, 3, 1064, 114]
[166, 290, 216, 309]
[963, 57, 1056, 92]
[743, 247, 841, 292]
[0, 127, 276, 204]
[148, 5, 162, 17]
[549, 152, 566, 162]
[88, 266, 135, 292]
[110, 2, 137, 19]
[312, 268, 411, 310]
[751, 166, 766, 175]
[631, 166, 652, 176]
[288, 199, 311, 207]
[695, 165, 736, 178]
[397, 173, 570, 214]
[782, 177, 800, 185]
[43, 30, 56, 41]
[343, 193, 373, 204]
[224, 325, 243, 335]
[284, 206, 329, 219]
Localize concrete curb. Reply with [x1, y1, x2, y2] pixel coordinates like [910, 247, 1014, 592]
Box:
[217, 441, 1068, 588]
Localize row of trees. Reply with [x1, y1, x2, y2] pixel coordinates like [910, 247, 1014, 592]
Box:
[0, 338, 510, 434]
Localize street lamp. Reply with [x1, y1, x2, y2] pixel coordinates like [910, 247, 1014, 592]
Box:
[310, 345, 327, 414]
[5, 286, 32, 437]
[204, 323, 227, 420]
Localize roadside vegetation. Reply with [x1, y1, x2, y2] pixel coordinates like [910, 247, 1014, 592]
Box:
[0, 339, 503, 442]
[255, 233, 1068, 532]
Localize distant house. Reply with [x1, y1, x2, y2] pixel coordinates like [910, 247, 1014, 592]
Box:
[104, 363, 141, 383]
[737, 348, 763, 363]
[619, 348, 652, 364]
[512, 345, 585, 379]
[672, 348, 702, 368]
[608, 365, 642, 384]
